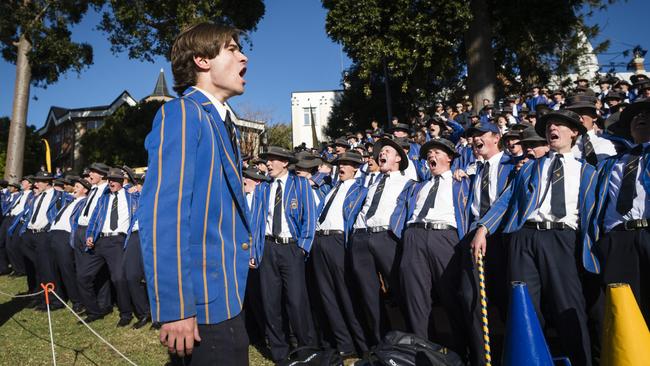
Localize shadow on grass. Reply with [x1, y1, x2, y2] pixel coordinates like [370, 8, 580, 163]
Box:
[0, 296, 28, 327]
[10, 317, 100, 365]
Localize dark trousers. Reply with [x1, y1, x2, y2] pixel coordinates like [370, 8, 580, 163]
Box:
[350, 231, 403, 346]
[74, 225, 112, 312]
[459, 230, 508, 366]
[49, 230, 81, 305]
[509, 227, 592, 366]
[596, 228, 650, 324]
[0, 215, 9, 272]
[123, 232, 149, 319]
[243, 267, 266, 345]
[400, 227, 467, 356]
[259, 239, 315, 362]
[21, 231, 54, 294]
[77, 234, 133, 318]
[6, 221, 26, 275]
[170, 314, 249, 366]
[312, 234, 368, 354]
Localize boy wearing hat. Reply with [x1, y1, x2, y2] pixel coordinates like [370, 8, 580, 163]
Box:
[350, 137, 414, 345]
[312, 151, 369, 358]
[82, 168, 138, 326]
[526, 85, 549, 113]
[390, 138, 471, 357]
[592, 99, 650, 325]
[565, 95, 617, 165]
[4, 177, 34, 277]
[48, 177, 91, 313]
[0, 181, 21, 275]
[243, 166, 269, 210]
[390, 123, 421, 160]
[250, 146, 317, 362]
[472, 109, 598, 365]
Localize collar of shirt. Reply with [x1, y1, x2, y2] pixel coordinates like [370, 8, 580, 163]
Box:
[274, 172, 289, 187]
[94, 181, 108, 191]
[194, 86, 228, 121]
[485, 151, 504, 167]
[548, 150, 575, 161]
[386, 170, 403, 179]
[434, 170, 453, 181]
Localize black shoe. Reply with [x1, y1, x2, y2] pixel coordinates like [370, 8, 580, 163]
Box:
[132, 315, 151, 329]
[339, 351, 356, 359]
[79, 313, 105, 324]
[72, 303, 86, 314]
[117, 317, 133, 327]
[150, 321, 161, 330]
[9, 271, 25, 277]
[0, 268, 11, 276]
[35, 302, 64, 312]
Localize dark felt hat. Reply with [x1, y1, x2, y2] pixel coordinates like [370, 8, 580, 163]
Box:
[603, 91, 625, 102]
[389, 123, 412, 134]
[426, 117, 446, 128]
[574, 76, 590, 84]
[106, 167, 126, 181]
[373, 138, 409, 171]
[8, 181, 20, 189]
[419, 138, 459, 160]
[502, 130, 521, 141]
[88, 162, 110, 175]
[536, 109, 587, 137]
[510, 122, 533, 132]
[243, 167, 270, 182]
[250, 157, 267, 165]
[565, 94, 598, 111]
[260, 146, 298, 163]
[22, 175, 34, 184]
[612, 98, 650, 140]
[72, 177, 92, 191]
[516, 127, 547, 144]
[634, 79, 650, 92]
[332, 151, 364, 166]
[53, 179, 65, 187]
[614, 79, 632, 88]
[393, 137, 412, 150]
[0, 179, 8, 187]
[552, 89, 566, 96]
[295, 158, 322, 170]
[33, 171, 54, 181]
[121, 165, 137, 184]
[333, 137, 351, 149]
[631, 74, 649, 84]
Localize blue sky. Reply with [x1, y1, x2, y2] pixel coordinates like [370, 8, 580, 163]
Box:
[0, 0, 647, 129]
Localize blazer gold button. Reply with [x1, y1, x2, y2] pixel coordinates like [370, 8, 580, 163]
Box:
[241, 242, 249, 250]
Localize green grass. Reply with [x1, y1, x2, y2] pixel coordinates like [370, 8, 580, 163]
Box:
[0, 275, 274, 365]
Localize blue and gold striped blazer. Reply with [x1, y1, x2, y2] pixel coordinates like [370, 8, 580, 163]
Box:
[478, 155, 599, 273]
[139, 87, 252, 325]
[316, 177, 368, 245]
[250, 173, 317, 265]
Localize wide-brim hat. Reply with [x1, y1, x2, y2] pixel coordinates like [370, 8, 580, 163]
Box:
[121, 165, 137, 184]
[393, 137, 411, 150]
[8, 182, 20, 189]
[565, 94, 598, 111]
[106, 167, 125, 181]
[603, 91, 625, 102]
[88, 162, 110, 176]
[516, 127, 547, 144]
[552, 89, 565, 96]
[373, 138, 409, 171]
[419, 138, 459, 160]
[574, 76, 590, 84]
[502, 130, 521, 141]
[536, 109, 587, 137]
[612, 98, 650, 140]
[295, 158, 322, 170]
[22, 175, 34, 184]
[259, 146, 298, 163]
[426, 117, 446, 128]
[72, 177, 92, 190]
[243, 167, 270, 182]
[614, 79, 631, 87]
[509, 122, 533, 132]
[333, 137, 351, 149]
[250, 157, 267, 165]
[33, 171, 54, 181]
[389, 123, 412, 134]
[332, 151, 364, 166]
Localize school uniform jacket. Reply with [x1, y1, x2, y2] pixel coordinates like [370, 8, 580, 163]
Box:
[7, 192, 35, 236]
[250, 173, 317, 265]
[316, 177, 368, 245]
[390, 176, 470, 239]
[466, 153, 517, 229]
[478, 156, 600, 274]
[64, 197, 88, 248]
[139, 87, 252, 325]
[85, 188, 138, 244]
[16, 190, 71, 236]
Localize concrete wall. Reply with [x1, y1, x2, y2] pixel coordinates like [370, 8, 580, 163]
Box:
[291, 90, 342, 148]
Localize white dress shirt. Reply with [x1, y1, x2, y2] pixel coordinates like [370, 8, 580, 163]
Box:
[195, 87, 228, 121]
[78, 182, 108, 226]
[471, 151, 504, 219]
[603, 143, 650, 232]
[50, 196, 84, 232]
[265, 173, 292, 238]
[317, 178, 355, 231]
[364, 171, 380, 188]
[9, 191, 28, 216]
[404, 159, 419, 181]
[571, 129, 617, 163]
[528, 152, 581, 229]
[101, 189, 130, 234]
[354, 170, 412, 229]
[245, 191, 254, 210]
[408, 170, 456, 227]
[27, 188, 55, 230]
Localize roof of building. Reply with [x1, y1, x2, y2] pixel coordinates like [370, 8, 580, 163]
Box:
[151, 68, 172, 97]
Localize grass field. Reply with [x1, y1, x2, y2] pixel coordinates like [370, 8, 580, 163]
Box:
[0, 275, 274, 365]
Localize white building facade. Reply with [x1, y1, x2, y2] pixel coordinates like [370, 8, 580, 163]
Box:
[291, 90, 342, 148]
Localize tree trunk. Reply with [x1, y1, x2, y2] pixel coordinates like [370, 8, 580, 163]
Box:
[465, 0, 496, 114]
[382, 58, 393, 129]
[5, 33, 32, 182]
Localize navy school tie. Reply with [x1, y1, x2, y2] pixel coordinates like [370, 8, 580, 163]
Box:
[550, 154, 566, 218]
[272, 181, 283, 237]
[30, 193, 46, 224]
[318, 182, 341, 225]
[110, 192, 119, 231]
[366, 174, 387, 220]
[417, 175, 440, 221]
[616, 145, 643, 215]
[479, 161, 490, 217]
[83, 187, 97, 216]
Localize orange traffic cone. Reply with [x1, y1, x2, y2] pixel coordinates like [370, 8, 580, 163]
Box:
[601, 283, 650, 366]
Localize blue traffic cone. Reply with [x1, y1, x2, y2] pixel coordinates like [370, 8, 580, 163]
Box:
[502, 281, 554, 366]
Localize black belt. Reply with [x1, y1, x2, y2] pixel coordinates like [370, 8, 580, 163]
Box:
[316, 230, 344, 236]
[99, 232, 126, 238]
[612, 219, 650, 231]
[524, 221, 572, 231]
[407, 222, 455, 231]
[353, 226, 389, 234]
[265, 235, 296, 245]
[27, 228, 48, 234]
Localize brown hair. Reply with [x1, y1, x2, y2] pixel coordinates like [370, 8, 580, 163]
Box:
[170, 22, 241, 95]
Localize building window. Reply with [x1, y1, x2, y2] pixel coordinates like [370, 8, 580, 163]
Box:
[303, 107, 318, 126]
[87, 120, 104, 130]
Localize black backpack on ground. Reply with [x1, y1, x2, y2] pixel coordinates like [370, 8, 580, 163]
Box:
[276, 346, 344, 366]
[356, 331, 465, 366]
